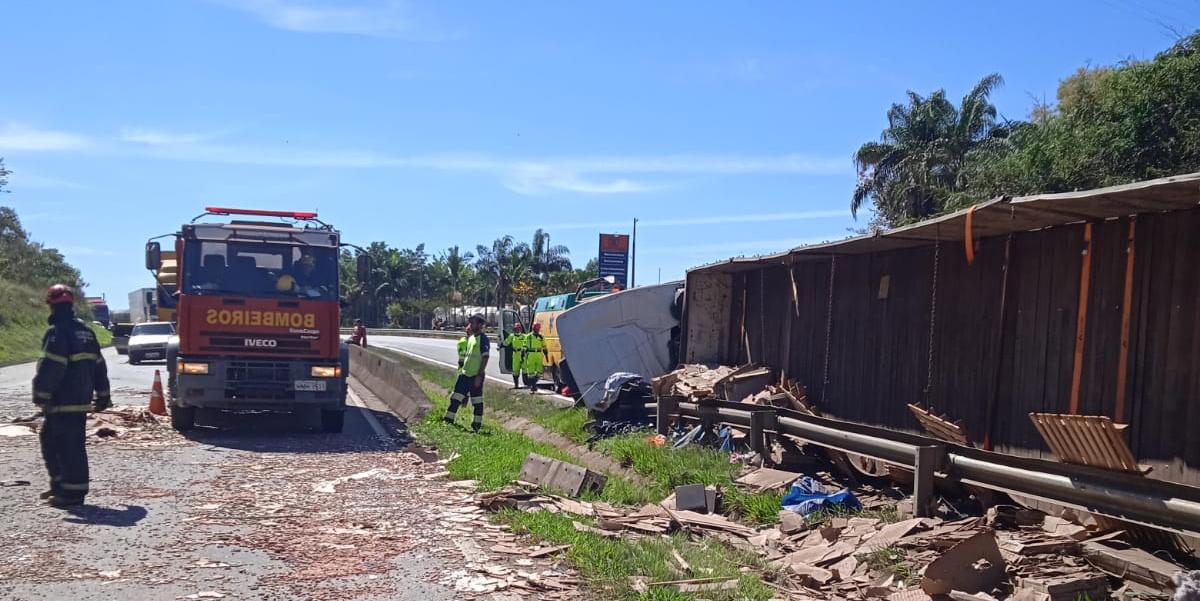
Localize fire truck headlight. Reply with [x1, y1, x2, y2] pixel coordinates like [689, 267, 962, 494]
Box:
[178, 361, 210, 375]
[311, 365, 341, 378]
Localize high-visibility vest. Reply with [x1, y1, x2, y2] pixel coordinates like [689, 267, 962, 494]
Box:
[456, 337, 468, 366]
[506, 333, 528, 352]
[523, 333, 546, 374]
[460, 334, 484, 377]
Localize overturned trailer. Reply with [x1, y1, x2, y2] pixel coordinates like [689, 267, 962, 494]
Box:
[682, 172, 1200, 488]
[556, 281, 684, 411]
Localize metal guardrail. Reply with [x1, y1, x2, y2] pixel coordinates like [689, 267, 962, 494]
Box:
[338, 328, 461, 339]
[657, 397, 1200, 538]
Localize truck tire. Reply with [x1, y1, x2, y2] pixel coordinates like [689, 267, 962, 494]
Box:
[321, 409, 345, 433]
[170, 406, 196, 431]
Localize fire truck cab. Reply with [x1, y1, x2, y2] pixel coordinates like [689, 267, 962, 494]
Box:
[146, 207, 368, 433]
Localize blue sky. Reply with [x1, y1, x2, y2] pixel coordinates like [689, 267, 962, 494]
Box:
[2, 1, 1197, 307]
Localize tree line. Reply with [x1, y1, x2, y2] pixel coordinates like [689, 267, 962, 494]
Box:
[853, 31, 1200, 228]
[339, 229, 598, 328]
[0, 159, 94, 317]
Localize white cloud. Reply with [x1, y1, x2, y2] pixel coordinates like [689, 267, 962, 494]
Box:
[0, 123, 90, 151]
[213, 0, 419, 37]
[120, 127, 216, 146]
[502, 164, 661, 195]
[112, 132, 847, 195]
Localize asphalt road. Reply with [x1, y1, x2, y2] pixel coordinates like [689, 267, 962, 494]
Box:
[369, 335, 575, 405]
[0, 348, 577, 600]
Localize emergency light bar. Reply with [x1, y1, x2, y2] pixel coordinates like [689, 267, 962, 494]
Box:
[204, 206, 319, 219]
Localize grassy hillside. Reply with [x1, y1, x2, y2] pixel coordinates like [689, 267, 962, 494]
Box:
[0, 279, 111, 365]
[0, 280, 48, 365]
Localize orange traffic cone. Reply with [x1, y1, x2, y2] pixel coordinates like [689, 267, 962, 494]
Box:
[149, 370, 167, 416]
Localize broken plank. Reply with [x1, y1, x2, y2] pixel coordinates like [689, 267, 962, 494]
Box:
[1081, 542, 1180, 591]
[528, 544, 571, 558]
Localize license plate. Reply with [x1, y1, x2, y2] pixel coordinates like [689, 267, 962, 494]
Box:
[145, 352, 161, 359]
[294, 380, 327, 392]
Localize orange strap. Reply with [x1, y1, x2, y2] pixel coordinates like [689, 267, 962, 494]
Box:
[964, 205, 977, 265]
[1068, 223, 1093, 415]
[1114, 218, 1136, 423]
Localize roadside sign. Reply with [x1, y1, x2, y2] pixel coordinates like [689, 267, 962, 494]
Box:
[598, 234, 630, 286]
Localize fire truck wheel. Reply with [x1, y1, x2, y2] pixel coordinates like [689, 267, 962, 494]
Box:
[321, 409, 345, 433]
[170, 406, 196, 431]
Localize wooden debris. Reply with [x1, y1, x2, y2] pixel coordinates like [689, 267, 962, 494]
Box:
[572, 521, 618, 538]
[1017, 572, 1110, 601]
[1000, 538, 1079, 556]
[668, 509, 757, 538]
[1080, 542, 1180, 591]
[790, 562, 834, 585]
[670, 549, 691, 574]
[735, 468, 800, 491]
[859, 518, 926, 552]
[908, 404, 970, 445]
[518, 453, 607, 496]
[921, 531, 1006, 596]
[528, 544, 571, 558]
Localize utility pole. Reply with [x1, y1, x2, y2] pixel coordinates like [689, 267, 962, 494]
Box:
[631, 218, 638, 288]
[658, 268, 661, 285]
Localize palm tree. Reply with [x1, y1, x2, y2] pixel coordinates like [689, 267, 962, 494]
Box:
[852, 73, 1006, 225]
[476, 236, 535, 309]
[530, 229, 572, 281]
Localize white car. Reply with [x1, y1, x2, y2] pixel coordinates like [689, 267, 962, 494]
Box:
[127, 321, 176, 365]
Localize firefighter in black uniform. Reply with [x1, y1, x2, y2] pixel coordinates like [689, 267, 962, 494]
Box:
[32, 285, 110, 508]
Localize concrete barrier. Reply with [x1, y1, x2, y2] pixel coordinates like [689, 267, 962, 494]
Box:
[349, 345, 433, 422]
[339, 328, 494, 340]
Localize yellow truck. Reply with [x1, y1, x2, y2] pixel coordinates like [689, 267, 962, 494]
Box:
[498, 277, 618, 392]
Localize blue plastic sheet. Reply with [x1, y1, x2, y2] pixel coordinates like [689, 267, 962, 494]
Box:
[781, 476, 862, 516]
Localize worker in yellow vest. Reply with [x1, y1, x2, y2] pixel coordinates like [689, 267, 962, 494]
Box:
[523, 322, 548, 392]
[444, 315, 490, 432]
[455, 328, 468, 369]
[504, 322, 528, 389]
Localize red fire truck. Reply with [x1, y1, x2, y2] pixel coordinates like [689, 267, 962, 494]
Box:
[145, 207, 368, 432]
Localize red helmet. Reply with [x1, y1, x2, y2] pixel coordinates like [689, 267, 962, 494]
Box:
[532, 322, 542, 332]
[46, 284, 75, 305]
[513, 323, 524, 332]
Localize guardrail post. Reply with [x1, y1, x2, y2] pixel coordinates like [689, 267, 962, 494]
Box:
[656, 395, 679, 436]
[750, 409, 778, 463]
[698, 397, 720, 437]
[913, 445, 946, 518]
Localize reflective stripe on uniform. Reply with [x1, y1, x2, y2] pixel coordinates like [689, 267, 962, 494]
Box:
[44, 404, 94, 414]
[69, 352, 100, 362]
[59, 482, 89, 491]
[42, 352, 68, 365]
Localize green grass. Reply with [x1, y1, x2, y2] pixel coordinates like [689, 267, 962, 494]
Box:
[412, 379, 653, 505]
[861, 545, 912, 582]
[725, 489, 785, 525]
[0, 280, 114, 365]
[802, 504, 902, 528]
[533, 406, 592, 443]
[594, 433, 741, 501]
[91, 323, 112, 347]
[380, 347, 593, 439]
[0, 280, 49, 364]
[497, 509, 775, 601]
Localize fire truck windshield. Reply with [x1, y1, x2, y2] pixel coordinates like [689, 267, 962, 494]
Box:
[183, 241, 338, 300]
